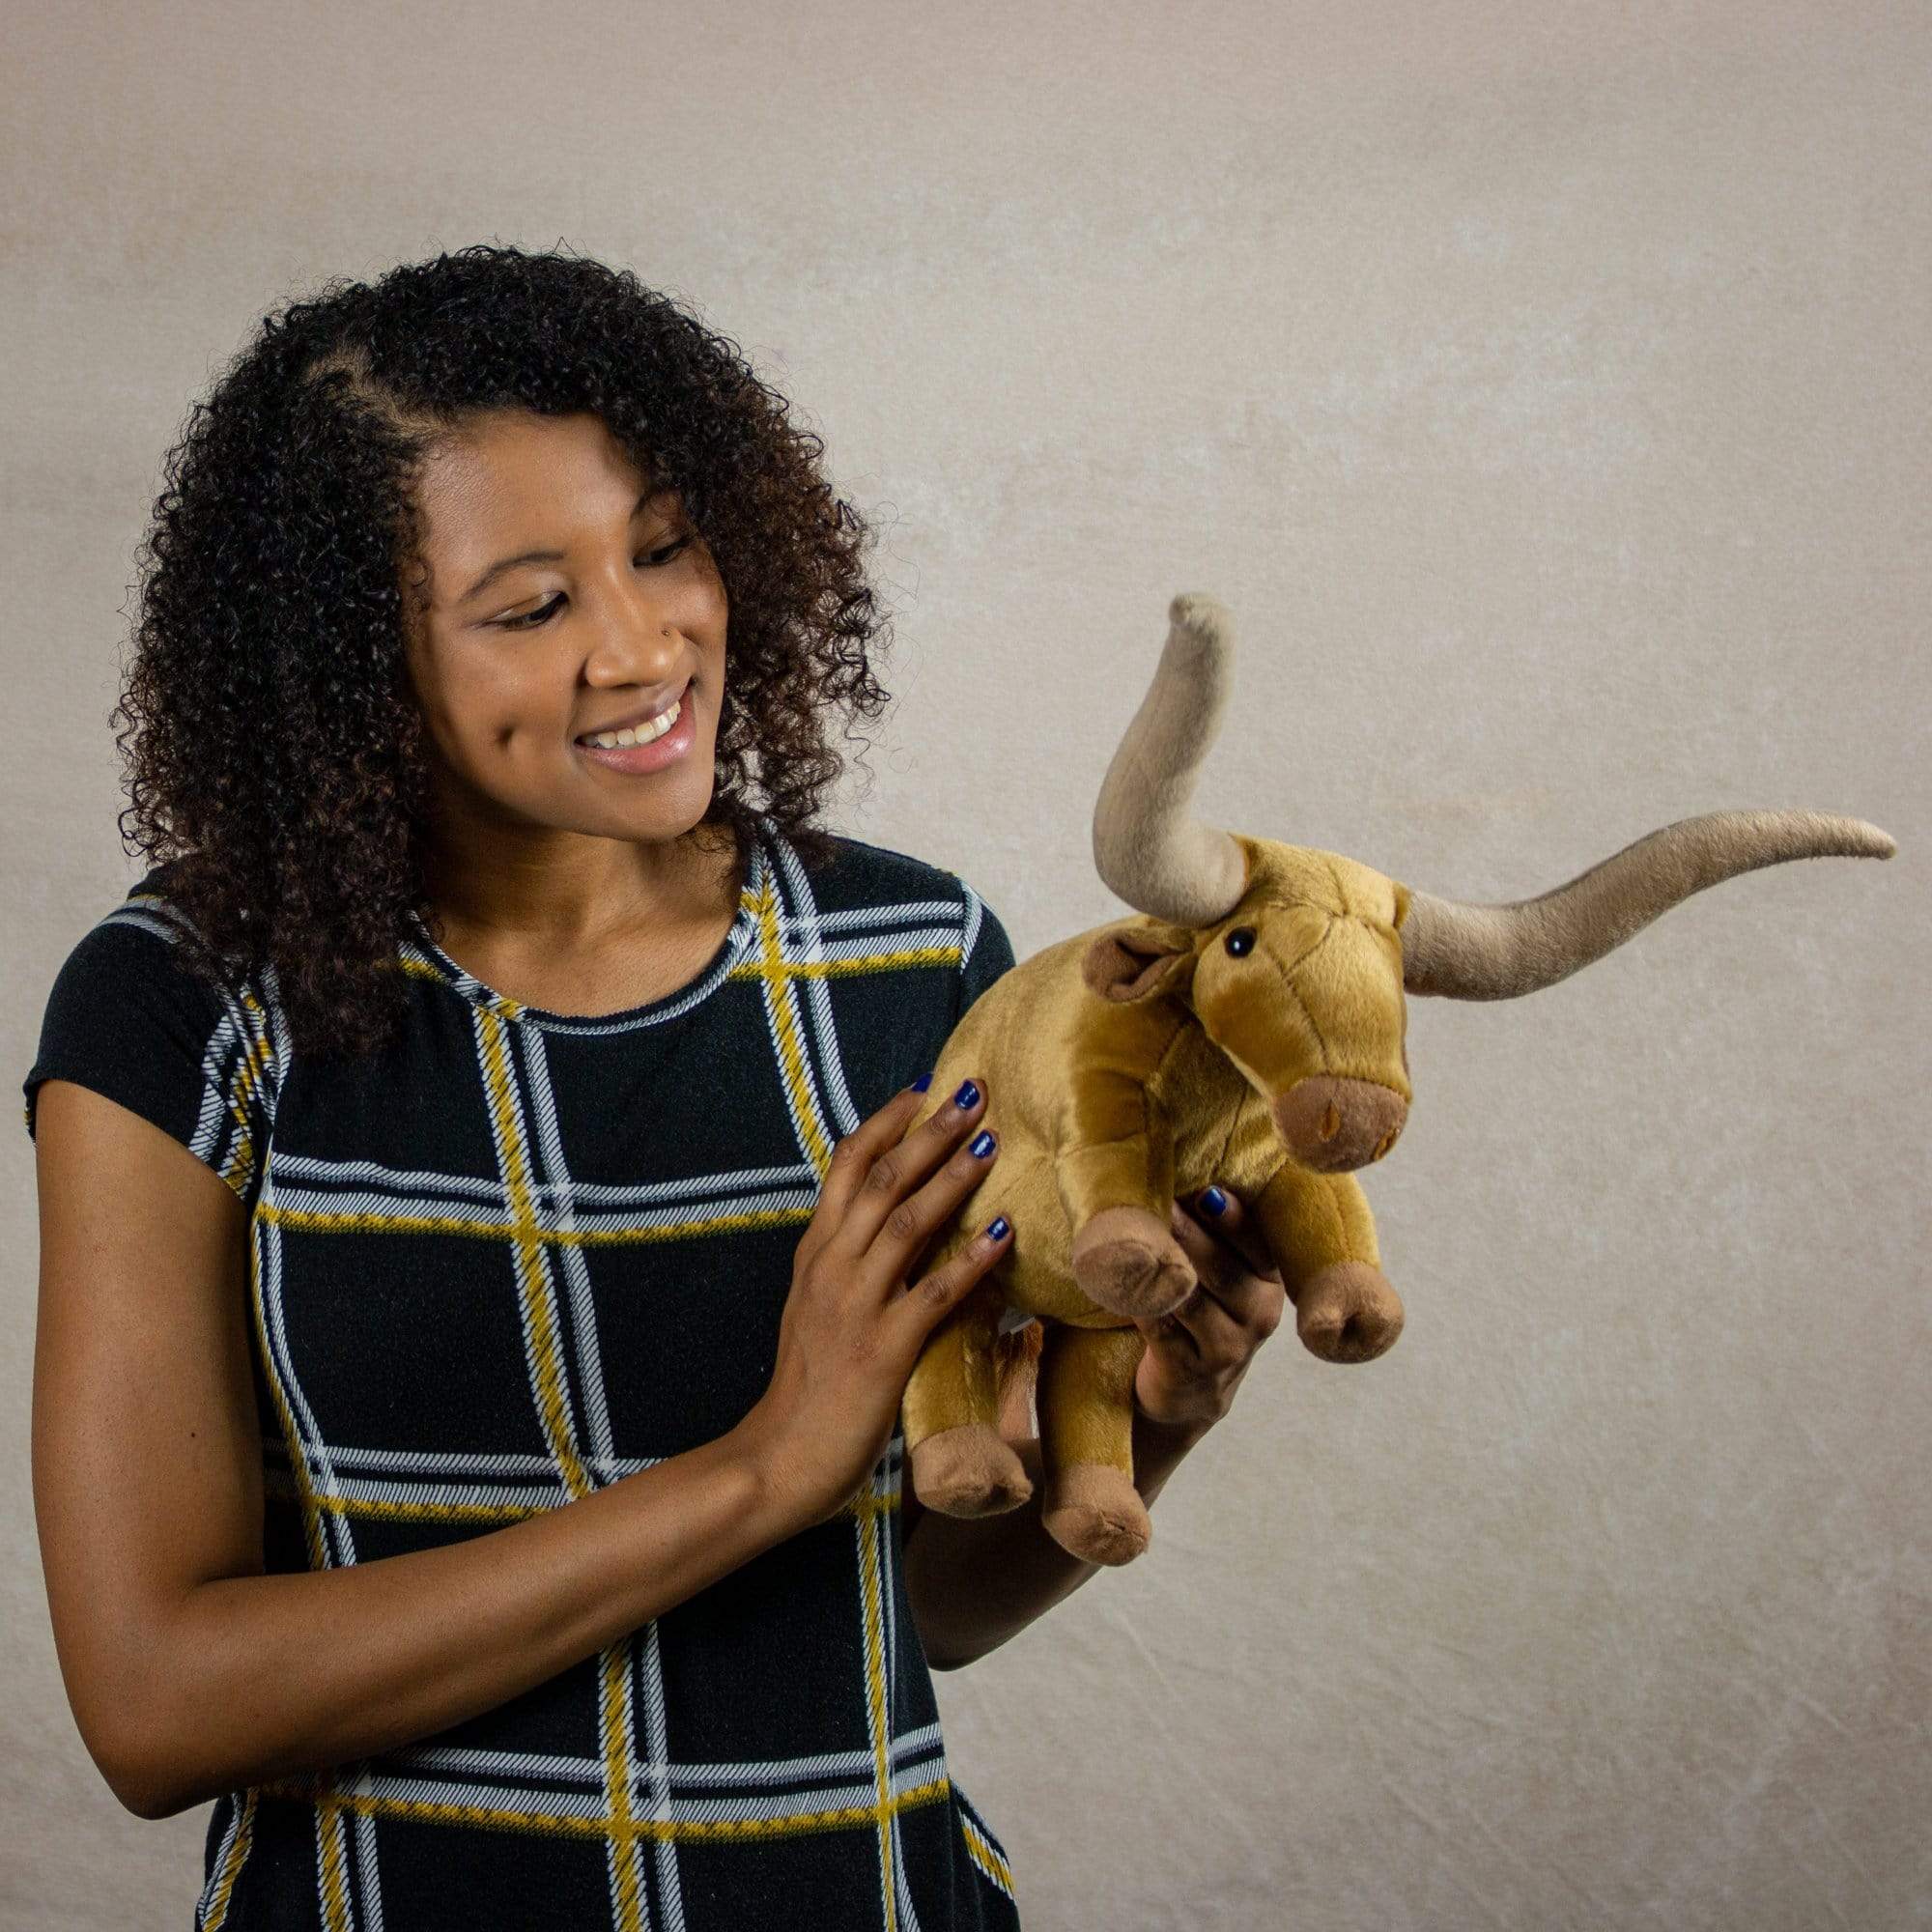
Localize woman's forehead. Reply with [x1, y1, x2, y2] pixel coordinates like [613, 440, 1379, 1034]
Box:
[410, 416, 682, 598]
[415, 412, 666, 520]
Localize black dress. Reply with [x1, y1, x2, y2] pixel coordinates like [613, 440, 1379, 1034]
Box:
[23, 813, 1023, 1931]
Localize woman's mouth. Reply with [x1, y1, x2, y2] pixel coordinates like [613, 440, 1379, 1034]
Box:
[573, 679, 697, 774]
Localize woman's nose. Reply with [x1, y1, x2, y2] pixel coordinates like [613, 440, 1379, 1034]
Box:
[589, 579, 684, 672]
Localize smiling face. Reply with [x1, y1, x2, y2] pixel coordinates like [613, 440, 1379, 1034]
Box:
[400, 408, 730, 911]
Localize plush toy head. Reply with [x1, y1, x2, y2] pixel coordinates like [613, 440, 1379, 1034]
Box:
[898, 592, 1894, 1566]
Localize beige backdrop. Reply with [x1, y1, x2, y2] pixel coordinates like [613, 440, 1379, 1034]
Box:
[3, 3, 1925, 1927]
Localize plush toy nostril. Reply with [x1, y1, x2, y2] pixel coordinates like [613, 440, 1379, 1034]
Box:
[1272, 1077, 1408, 1172]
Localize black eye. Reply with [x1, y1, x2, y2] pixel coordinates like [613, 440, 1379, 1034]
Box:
[1224, 926, 1256, 956]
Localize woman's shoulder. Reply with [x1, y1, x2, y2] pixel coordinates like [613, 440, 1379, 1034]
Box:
[39, 861, 240, 993]
[796, 825, 999, 918]
[784, 826, 1016, 998]
[22, 863, 276, 1210]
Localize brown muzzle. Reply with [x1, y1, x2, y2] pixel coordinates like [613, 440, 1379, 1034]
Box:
[1271, 1076, 1407, 1172]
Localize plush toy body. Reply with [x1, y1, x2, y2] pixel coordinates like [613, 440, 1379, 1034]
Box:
[899, 593, 1894, 1569]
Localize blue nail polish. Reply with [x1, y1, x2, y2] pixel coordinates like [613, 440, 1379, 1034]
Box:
[969, 1129, 995, 1157]
[1200, 1184, 1227, 1215]
[911, 1072, 933, 1092]
[953, 1079, 980, 1109]
[985, 1215, 1009, 1240]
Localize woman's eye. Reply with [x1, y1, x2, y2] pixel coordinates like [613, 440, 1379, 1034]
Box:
[493, 536, 694, 631]
[643, 534, 694, 569]
[497, 595, 564, 632]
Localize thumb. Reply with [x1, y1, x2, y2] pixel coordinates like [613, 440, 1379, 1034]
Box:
[1185, 1185, 1282, 1282]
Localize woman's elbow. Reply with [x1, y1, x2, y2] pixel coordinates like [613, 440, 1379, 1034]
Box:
[87, 1722, 180, 1821]
[71, 1671, 193, 1820]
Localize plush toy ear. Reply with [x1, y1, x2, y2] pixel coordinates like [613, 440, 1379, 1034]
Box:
[1081, 923, 1195, 1003]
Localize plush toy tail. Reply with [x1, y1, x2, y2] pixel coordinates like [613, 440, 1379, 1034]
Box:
[992, 1320, 1046, 1438]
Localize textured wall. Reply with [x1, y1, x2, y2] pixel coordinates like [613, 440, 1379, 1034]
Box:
[3, 3, 1924, 1926]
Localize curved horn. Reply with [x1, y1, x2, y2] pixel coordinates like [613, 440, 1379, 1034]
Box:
[1399, 810, 1896, 1000]
[1090, 593, 1249, 927]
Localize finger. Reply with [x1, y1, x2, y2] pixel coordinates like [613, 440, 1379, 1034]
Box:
[1133, 1307, 1204, 1362]
[827, 1075, 990, 1264]
[856, 1087, 1003, 1286]
[1167, 1201, 1231, 1295]
[891, 1208, 1012, 1351]
[817, 1081, 934, 1226]
[1186, 1186, 1282, 1283]
[1159, 1206, 1252, 1360]
[1174, 1190, 1287, 1331]
[1138, 1296, 1221, 1363]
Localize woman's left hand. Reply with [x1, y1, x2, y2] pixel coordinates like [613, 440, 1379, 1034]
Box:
[1131, 1185, 1288, 1431]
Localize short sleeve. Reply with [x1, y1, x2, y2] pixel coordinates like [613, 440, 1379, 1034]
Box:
[21, 896, 275, 1214]
[952, 874, 1017, 1026]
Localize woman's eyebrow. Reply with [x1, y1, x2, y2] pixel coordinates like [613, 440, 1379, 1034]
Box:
[456, 486, 668, 605]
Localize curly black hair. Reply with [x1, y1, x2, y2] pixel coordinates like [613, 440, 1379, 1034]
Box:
[113, 242, 895, 1064]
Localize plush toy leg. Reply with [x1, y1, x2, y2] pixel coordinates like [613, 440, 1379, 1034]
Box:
[903, 1281, 1033, 1517]
[1037, 1324, 1151, 1566]
[1251, 1164, 1406, 1362]
[1059, 1082, 1196, 1321]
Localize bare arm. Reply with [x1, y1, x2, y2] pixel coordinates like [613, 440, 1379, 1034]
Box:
[30, 1081, 804, 1821]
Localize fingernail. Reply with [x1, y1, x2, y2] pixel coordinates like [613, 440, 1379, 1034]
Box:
[910, 1072, 933, 1092]
[984, 1215, 1009, 1240]
[953, 1079, 980, 1109]
[1200, 1185, 1227, 1215]
[969, 1129, 996, 1157]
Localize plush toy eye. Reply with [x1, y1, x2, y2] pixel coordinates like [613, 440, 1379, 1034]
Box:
[1224, 926, 1256, 956]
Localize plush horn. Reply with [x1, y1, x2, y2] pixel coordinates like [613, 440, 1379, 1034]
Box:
[1399, 809, 1896, 1000]
[1091, 593, 1250, 927]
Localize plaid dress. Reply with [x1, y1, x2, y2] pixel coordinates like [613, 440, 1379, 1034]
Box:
[22, 814, 1023, 1931]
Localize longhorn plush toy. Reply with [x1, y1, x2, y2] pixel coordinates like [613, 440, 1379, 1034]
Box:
[900, 592, 1895, 1568]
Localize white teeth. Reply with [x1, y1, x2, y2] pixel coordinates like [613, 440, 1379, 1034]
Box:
[581, 694, 682, 749]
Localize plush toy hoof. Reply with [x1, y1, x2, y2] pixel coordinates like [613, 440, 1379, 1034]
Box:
[1071, 1207, 1197, 1321]
[1294, 1260, 1405, 1363]
[1042, 1463, 1152, 1566]
[910, 1424, 1033, 1517]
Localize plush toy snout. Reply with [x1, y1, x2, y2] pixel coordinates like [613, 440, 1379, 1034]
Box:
[1271, 1075, 1407, 1172]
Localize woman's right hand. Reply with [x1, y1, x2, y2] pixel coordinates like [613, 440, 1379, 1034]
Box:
[735, 1076, 1010, 1529]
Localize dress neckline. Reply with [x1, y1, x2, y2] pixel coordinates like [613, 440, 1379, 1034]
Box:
[405, 822, 770, 1034]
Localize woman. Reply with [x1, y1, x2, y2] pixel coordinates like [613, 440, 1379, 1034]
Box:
[23, 243, 1286, 1930]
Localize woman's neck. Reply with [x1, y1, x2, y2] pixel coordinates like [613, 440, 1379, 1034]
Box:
[420, 820, 742, 953]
